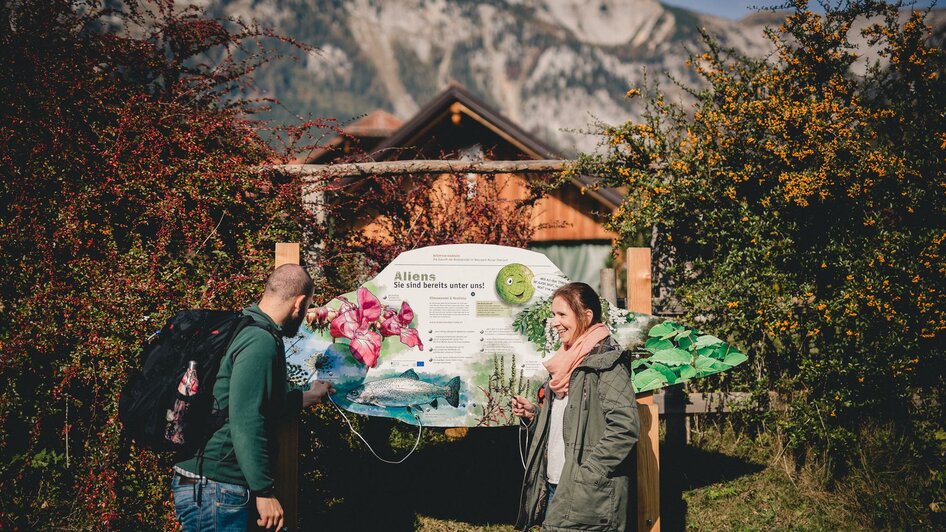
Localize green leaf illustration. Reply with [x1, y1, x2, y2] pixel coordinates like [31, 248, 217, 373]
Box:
[650, 347, 692, 366]
[648, 321, 679, 339]
[634, 368, 669, 392]
[652, 363, 678, 384]
[723, 351, 748, 366]
[695, 355, 719, 370]
[645, 337, 674, 352]
[696, 345, 718, 359]
[694, 334, 723, 348]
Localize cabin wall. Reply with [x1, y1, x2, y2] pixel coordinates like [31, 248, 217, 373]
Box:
[345, 173, 616, 244]
[492, 173, 617, 242]
[335, 173, 616, 245]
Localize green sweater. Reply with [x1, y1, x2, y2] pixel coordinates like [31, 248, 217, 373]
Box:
[176, 305, 303, 495]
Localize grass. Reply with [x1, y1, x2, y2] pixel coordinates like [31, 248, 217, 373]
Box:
[415, 516, 516, 532]
[679, 418, 861, 531]
[683, 467, 853, 531]
[414, 418, 866, 531]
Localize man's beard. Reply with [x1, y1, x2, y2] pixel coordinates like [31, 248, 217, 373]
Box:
[283, 312, 305, 337]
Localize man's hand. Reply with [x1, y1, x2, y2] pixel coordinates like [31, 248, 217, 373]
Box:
[511, 395, 536, 423]
[302, 379, 335, 408]
[255, 496, 284, 530]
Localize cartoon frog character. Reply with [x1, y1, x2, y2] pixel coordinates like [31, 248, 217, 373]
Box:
[495, 263, 535, 304]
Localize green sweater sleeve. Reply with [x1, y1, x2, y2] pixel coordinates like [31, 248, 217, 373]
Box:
[281, 388, 304, 420]
[229, 328, 280, 494]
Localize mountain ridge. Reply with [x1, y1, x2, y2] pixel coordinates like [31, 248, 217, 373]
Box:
[201, 0, 946, 154]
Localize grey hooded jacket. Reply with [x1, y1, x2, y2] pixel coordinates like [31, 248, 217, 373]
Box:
[516, 336, 639, 531]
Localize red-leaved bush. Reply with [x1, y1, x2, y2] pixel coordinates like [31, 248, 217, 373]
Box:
[0, 0, 321, 528]
[0, 1, 545, 529]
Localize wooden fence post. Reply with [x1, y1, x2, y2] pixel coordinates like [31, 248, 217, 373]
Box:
[600, 268, 618, 306]
[274, 243, 300, 531]
[628, 247, 660, 532]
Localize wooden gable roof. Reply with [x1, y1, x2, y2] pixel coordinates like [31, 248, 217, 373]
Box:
[302, 84, 623, 244]
[368, 83, 622, 211]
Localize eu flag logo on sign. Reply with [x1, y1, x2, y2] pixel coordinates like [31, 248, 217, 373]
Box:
[416, 361, 425, 367]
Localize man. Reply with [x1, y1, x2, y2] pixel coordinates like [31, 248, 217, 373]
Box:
[173, 264, 334, 531]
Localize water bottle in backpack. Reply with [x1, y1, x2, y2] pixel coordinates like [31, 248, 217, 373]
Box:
[165, 360, 199, 444]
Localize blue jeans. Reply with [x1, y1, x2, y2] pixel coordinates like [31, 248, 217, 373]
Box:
[172, 474, 252, 531]
[547, 482, 558, 508]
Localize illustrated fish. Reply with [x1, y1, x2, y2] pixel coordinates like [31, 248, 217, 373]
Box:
[346, 369, 461, 410]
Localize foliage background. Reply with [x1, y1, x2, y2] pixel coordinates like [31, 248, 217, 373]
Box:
[575, 0, 945, 527]
[0, 0, 324, 528]
[3, 0, 945, 529]
[0, 1, 543, 529]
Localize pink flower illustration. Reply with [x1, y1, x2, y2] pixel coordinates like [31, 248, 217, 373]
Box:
[311, 288, 424, 368]
[329, 288, 383, 367]
[380, 301, 424, 350]
[306, 306, 335, 328]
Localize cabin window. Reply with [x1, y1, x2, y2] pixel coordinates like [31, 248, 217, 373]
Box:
[531, 241, 613, 292]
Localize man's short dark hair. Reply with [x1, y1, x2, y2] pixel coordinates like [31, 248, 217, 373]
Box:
[264, 264, 314, 300]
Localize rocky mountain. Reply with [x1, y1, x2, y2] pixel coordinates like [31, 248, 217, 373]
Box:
[198, 0, 946, 155]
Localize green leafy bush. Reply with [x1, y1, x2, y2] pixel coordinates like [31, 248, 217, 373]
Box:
[575, 0, 945, 525]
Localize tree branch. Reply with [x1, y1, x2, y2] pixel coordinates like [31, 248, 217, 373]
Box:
[266, 159, 571, 179]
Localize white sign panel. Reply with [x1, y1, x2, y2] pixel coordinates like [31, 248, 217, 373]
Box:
[285, 244, 567, 427]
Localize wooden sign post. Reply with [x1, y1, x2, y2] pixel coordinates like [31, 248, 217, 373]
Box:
[274, 243, 300, 531]
[599, 267, 618, 306]
[628, 247, 660, 532]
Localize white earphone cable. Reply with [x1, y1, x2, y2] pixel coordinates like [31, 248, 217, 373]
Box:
[327, 394, 422, 464]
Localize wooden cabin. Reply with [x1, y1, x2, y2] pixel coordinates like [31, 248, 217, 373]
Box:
[307, 84, 623, 290]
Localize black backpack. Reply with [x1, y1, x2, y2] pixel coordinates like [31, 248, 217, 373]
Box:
[118, 310, 255, 455]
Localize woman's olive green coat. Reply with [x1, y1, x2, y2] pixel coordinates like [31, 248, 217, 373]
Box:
[516, 337, 639, 531]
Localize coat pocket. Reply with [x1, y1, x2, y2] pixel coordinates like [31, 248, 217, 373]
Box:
[563, 464, 615, 529]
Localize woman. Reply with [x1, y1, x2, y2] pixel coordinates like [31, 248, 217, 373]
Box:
[512, 282, 639, 531]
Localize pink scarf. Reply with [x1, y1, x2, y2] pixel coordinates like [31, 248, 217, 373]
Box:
[543, 323, 610, 399]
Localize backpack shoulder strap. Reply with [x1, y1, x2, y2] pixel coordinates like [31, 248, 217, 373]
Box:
[210, 317, 283, 423]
